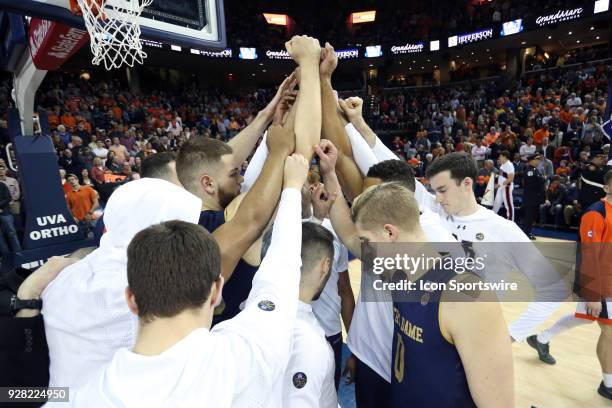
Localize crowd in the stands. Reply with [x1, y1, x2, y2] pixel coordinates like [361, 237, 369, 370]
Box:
[368, 57, 611, 228]
[0, 45, 608, 245]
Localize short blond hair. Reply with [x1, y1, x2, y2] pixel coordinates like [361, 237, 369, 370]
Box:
[351, 182, 420, 232]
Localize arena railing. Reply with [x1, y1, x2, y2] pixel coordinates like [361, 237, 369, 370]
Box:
[523, 57, 612, 76]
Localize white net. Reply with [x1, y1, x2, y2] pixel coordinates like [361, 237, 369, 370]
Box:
[77, 0, 153, 70]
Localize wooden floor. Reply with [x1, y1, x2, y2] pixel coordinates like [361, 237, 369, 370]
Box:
[343, 236, 609, 408]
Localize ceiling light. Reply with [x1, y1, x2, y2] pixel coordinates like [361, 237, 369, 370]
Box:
[576, 40, 580, 43]
[548, 35, 552, 39]
[521, 41, 526, 45]
[596, 36, 601, 40]
[590, 26, 594, 30]
[568, 31, 572, 35]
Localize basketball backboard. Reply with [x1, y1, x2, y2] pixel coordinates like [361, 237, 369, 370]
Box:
[0, 0, 226, 50]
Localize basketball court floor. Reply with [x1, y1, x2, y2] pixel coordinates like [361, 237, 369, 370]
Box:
[341, 236, 609, 408]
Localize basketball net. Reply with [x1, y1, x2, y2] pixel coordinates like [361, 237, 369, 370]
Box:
[70, 0, 152, 70]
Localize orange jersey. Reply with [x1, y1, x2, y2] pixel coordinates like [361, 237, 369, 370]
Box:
[579, 199, 612, 300]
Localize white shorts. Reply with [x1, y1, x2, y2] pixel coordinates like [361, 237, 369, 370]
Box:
[575, 298, 612, 325]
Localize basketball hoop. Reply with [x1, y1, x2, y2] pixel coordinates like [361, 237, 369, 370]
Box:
[70, 0, 152, 70]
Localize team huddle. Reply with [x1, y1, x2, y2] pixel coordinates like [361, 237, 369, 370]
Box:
[13, 35, 612, 407]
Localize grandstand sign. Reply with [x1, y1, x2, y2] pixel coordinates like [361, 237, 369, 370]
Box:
[535, 7, 584, 26]
[447, 28, 493, 47]
[390, 42, 424, 54]
[336, 48, 359, 59]
[265, 49, 292, 60]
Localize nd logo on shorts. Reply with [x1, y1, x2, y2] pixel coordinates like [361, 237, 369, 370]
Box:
[293, 372, 307, 389]
[257, 300, 275, 311]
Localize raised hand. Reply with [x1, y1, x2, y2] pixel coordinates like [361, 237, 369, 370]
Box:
[285, 35, 321, 66]
[267, 124, 296, 156]
[314, 139, 338, 176]
[262, 71, 298, 122]
[319, 42, 338, 78]
[338, 96, 363, 122]
[272, 72, 299, 126]
[310, 182, 338, 219]
[283, 153, 310, 190]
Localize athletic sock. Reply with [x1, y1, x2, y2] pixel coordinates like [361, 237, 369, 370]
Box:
[536, 314, 591, 344]
[603, 373, 612, 388]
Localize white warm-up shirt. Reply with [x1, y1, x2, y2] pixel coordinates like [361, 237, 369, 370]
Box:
[69, 189, 303, 407]
[42, 179, 203, 393]
[281, 302, 337, 408]
[311, 219, 349, 337]
[498, 160, 515, 188]
[415, 186, 567, 341]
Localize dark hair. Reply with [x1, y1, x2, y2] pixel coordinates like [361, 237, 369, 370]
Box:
[127, 220, 220, 322]
[261, 222, 334, 274]
[141, 152, 177, 181]
[367, 160, 416, 192]
[425, 152, 478, 184]
[176, 138, 232, 193]
[499, 150, 510, 159]
[605, 170, 612, 186]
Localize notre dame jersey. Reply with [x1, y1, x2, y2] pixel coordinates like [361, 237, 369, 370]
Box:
[390, 267, 476, 408]
[199, 210, 258, 325]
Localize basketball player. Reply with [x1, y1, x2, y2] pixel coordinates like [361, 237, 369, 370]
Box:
[337, 106, 567, 344]
[528, 170, 612, 400]
[41, 178, 203, 389]
[423, 153, 568, 342]
[261, 222, 338, 407]
[140, 151, 181, 184]
[351, 182, 514, 407]
[313, 141, 457, 408]
[71, 154, 310, 406]
[492, 150, 515, 221]
[175, 35, 322, 324]
[305, 176, 354, 392]
[239, 154, 354, 397]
